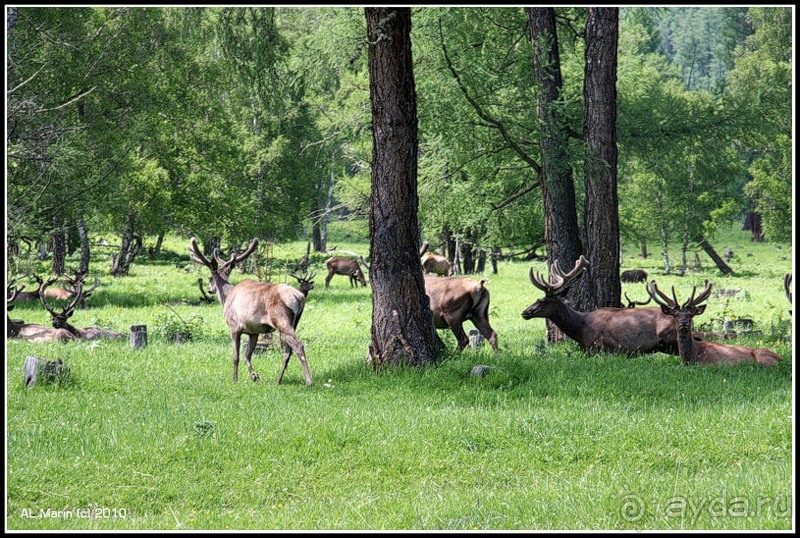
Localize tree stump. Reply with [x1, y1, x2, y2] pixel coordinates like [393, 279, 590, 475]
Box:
[469, 329, 485, 348]
[470, 365, 492, 377]
[130, 325, 147, 349]
[24, 356, 70, 387]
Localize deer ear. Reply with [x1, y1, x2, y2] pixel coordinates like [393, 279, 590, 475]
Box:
[692, 304, 706, 315]
[660, 305, 673, 316]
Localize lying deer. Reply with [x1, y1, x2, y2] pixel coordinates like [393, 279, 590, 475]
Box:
[521, 255, 679, 355]
[7, 282, 75, 343]
[647, 280, 783, 367]
[324, 256, 367, 288]
[40, 277, 125, 340]
[424, 274, 498, 353]
[190, 237, 312, 385]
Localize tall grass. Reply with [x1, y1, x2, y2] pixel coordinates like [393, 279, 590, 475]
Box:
[5, 225, 793, 530]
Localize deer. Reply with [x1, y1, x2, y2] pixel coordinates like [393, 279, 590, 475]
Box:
[39, 276, 125, 340]
[324, 256, 367, 288]
[521, 255, 680, 355]
[7, 282, 75, 343]
[189, 237, 312, 385]
[424, 274, 498, 353]
[9, 271, 86, 302]
[290, 270, 316, 297]
[620, 269, 648, 283]
[647, 280, 784, 367]
[419, 241, 453, 277]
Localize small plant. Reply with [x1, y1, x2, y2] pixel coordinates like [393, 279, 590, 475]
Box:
[154, 306, 204, 342]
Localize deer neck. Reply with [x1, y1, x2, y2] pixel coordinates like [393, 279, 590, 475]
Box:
[675, 327, 698, 365]
[211, 274, 234, 306]
[547, 301, 590, 345]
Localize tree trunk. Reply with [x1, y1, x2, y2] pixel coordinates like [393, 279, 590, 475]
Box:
[111, 211, 139, 277]
[365, 7, 444, 368]
[50, 213, 66, 276]
[699, 239, 734, 275]
[528, 8, 585, 341]
[582, 7, 621, 308]
[76, 217, 91, 276]
[640, 241, 648, 259]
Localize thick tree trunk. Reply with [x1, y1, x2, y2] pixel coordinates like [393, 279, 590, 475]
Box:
[111, 211, 139, 277]
[582, 7, 621, 308]
[365, 7, 444, 368]
[528, 7, 585, 342]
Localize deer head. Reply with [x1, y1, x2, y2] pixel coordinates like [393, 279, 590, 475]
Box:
[39, 275, 100, 330]
[647, 280, 713, 335]
[290, 269, 317, 296]
[522, 255, 588, 319]
[189, 237, 259, 296]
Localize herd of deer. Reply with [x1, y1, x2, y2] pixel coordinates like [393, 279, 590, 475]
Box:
[7, 239, 792, 386]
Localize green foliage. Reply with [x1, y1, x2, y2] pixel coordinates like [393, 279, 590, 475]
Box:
[153, 307, 206, 341]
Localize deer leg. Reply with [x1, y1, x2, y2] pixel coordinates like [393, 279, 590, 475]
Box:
[325, 271, 334, 288]
[243, 333, 260, 382]
[276, 338, 293, 385]
[231, 330, 242, 382]
[279, 333, 312, 386]
[443, 315, 469, 353]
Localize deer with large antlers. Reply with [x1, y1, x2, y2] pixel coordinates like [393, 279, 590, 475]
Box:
[7, 282, 75, 342]
[189, 237, 312, 385]
[39, 276, 125, 340]
[521, 255, 679, 354]
[647, 280, 783, 367]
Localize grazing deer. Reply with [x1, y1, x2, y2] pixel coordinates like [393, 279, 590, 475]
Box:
[190, 237, 312, 385]
[419, 241, 453, 276]
[424, 274, 498, 353]
[521, 256, 679, 355]
[647, 280, 783, 367]
[7, 282, 75, 342]
[620, 269, 648, 283]
[324, 257, 367, 288]
[39, 277, 125, 340]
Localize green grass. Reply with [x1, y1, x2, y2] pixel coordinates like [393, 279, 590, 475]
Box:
[5, 225, 793, 530]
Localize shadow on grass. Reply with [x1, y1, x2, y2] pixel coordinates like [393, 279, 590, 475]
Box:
[319, 340, 793, 413]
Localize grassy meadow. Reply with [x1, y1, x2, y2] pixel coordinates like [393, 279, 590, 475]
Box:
[5, 224, 794, 530]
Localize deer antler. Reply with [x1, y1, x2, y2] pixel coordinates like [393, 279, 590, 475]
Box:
[530, 255, 587, 295]
[7, 281, 23, 309]
[647, 280, 679, 310]
[624, 291, 652, 308]
[188, 237, 216, 269]
[681, 280, 713, 310]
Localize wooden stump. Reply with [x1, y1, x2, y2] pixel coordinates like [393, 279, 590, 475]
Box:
[130, 325, 148, 349]
[469, 329, 484, 349]
[24, 356, 70, 387]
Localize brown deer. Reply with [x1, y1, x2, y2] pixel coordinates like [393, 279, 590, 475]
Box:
[324, 257, 367, 288]
[190, 237, 312, 385]
[521, 256, 679, 355]
[290, 270, 317, 297]
[7, 282, 75, 342]
[10, 271, 85, 302]
[419, 241, 453, 276]
[424, 274, 498, 353]
[39, 277, 125, 340]
[620, 269, 648, 283]
[647, 280, 784, 367]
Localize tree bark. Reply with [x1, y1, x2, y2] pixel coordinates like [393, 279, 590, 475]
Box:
[50, 213, 66, 276]
[582, 7, 621, 308]
[365, 7, 444, 368]
[527, 7, 585, 341]
[76, 217, 91, 276]
[699, 239, 734, 275]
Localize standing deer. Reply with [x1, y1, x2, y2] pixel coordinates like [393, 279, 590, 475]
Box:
[324, 257, 367, 288]
[190, 237, 312, 385]
[647, 280, 783, 367]
[290, 270, 316, 297]
[419, 241, 453, 276]
[39, 277, 125, 340]
[521, 256, 679, 355]
[424, 274, 498, 353]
